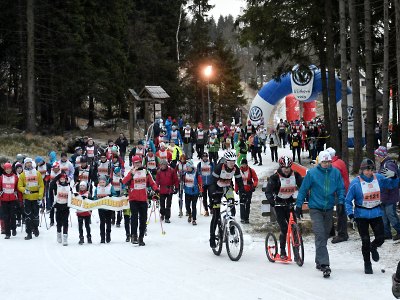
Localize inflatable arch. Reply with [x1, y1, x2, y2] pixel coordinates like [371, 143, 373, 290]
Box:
[248, 65, 357, 147]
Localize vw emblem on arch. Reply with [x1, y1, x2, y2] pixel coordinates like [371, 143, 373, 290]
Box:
[249, 106, 263, 122]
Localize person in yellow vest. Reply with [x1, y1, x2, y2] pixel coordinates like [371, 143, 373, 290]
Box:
[18, 157, 44, 240]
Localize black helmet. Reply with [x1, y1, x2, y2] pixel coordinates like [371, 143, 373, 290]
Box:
[360, 158, 375, 171]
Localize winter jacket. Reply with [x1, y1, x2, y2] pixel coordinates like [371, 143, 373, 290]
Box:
[331, 156, 350, 192]
[76, 190, 91, 217]
[266, 169, 303, 204]
[122, 168, 158, 202]
[197, 161, 214, 186]
[235, 166, 259, 193]
[0, 173, 19, 201]
[296, 164, 345, 210]
[156, 167, 179, 195]
[345, 173, 399, 219]
[378, 157, 399, 204]
[18, 169, 45, 201]
[208, 137, 220, 152]
[115, 137, 129, 154]
[168, 130, 183, 145]
[267, 133, 279, 147]
[156, 149, 172, 162]
[183, 169, 202, 196]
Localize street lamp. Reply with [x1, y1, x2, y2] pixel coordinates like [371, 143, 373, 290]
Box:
[204, 65, 212, 126]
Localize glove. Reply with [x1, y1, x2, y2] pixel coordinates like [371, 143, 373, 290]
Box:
[348, 214, 354, 221]
[294, 206, 303, 219]
[381, 168, 396, 178]
[24, 189, 31, 195]
[74, 193, 79, 197]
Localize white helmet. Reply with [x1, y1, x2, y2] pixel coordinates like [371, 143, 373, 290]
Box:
[223, 151, 237, 162]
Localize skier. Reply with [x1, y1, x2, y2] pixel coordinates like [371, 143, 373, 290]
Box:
[169, 139, 183, 169]
[176, 154, 187, 216]
[183, 160, 202, 225]
[122, 155, 159, 246]
[59, 152, 75, 181]
[111, 167, 124, 227]
[235, 159, 258, 224]
[14, 162, 24, 228]
[70, 147, 83, 167]
[48, 162, 62, 226]
[208, 132, 220, 165]
[235, 134, 247, 166]
[75, 181, 92, 245]
[144, 148, 159, 178]
[93, 152, 111, 182]
[49, 173, 71, 246]
[0, 163, 19, 239]
[209, 151, 245, 248]
[182, 124, 194, 159]
[18, 158, 45, 240]
[115, 132, 129, 160]
[245, 120, 255, 139]
[197, 152, 214, 216]
[268, 129, 279, 163]
[168, 125, 183, 146]
[84, 138, 98, 165]
[73, 156, 94, 192]
[156, 142, 172, 163]
[155, 159, 179, 223]
[195, 123, 206, 158]
[345, 158, 399, 274]
[265, 156, 303, 259]
[129, 140, 146, 166]
[289, 131, 301, 164]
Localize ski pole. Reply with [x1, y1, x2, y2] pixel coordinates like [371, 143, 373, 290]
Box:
[43, 210, 49, 230]
[147, 201, 155, 224]
[69, 214, 73, 228]
[156, 205, 166, 235]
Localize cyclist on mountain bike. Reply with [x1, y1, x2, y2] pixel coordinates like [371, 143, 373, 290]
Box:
[209, 151, 245, 248]
[265, 156, 303, 260]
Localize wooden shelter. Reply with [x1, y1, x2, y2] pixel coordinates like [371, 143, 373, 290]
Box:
[128, 86, 170, 142]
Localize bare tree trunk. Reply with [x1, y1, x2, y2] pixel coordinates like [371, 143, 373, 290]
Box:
[176, 3, 183, 63]
[325, 0, 340, 152]
[364, 0, 375, 159]
[382, 0, 390, 146]
[88, 95, 94, 127]
[339, 0, 349, 166]
[394, 0, 400, 145]
[26, 0, 36, 132]
[349, 0, 363, 173]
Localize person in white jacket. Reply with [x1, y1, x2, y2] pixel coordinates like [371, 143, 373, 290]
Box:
[267, 129, 280, 162]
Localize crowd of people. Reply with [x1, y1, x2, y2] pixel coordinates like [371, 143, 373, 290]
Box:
[0, 115, 399, 295]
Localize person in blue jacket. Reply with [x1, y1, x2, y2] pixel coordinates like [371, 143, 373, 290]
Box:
[345, 158, 399, 274]
[197, 152, 214, 216]
[168, 125, 183, 146]
[296, 150, 345, 278]
[183, 160, 202, 226]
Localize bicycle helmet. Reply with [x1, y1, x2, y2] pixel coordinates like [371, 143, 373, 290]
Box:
[278, 156, 293, 168]
[224, 151, 237, 162]
[360, 158, 375, 171]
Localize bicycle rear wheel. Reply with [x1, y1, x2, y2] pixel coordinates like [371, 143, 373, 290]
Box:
[212, 222, 223, 256]
[291, 223, 304, 267]
[265, 232, 278, 262]
[225, 220, 243, 261]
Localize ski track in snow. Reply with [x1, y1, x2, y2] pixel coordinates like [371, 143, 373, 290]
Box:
[0, 148, 398, 299]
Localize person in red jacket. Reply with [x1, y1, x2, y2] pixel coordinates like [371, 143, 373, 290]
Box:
[156, 159, 179, 223]
[0, 163, 19, 238]
[122, 155, 158, 246]
[235, 159, 259, 223]
[326, 147, 350, 244]
[76, 181, 92, 245]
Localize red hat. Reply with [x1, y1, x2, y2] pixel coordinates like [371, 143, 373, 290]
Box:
[131, 155, 142, 163]
[3, 163, 12, 170]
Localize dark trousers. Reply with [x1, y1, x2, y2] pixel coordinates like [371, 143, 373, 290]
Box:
[185, 194, 198, 220]
[78, 216, 91, 237]
[210, 207, 221, 238]
[278, 132, 286, 147]
[275, 206, 291, 252]
[252, 148, 262, 164]
[239, 191, 252, 222]
[130, 201, 147, 238]
[202, 185, 212, 211]
[356, 217, 384, 263]
[292, 146, 301, 163]
[333, 204, 349, 239]
[270, 146, 278, 162]
[209, 152, 218, 165]
[116, 211, 122, 225]
[124, 214, 130, 236]
[160, 194, 173, 219]
[24, 200, 39, 234]
[99, 209, 112, 239]
[2, 201, 17, 236]
[55, 205, 69, 234]
[196, 144, 205, 158]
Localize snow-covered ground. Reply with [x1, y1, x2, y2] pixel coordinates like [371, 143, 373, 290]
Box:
[1, 147, 399, 300]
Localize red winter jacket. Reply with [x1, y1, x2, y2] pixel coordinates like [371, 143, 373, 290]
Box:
[0, 173, 19, 201]
[156, 167, 179, 195]
[122, 168, 158, 202]
[331, 156, 350, 192]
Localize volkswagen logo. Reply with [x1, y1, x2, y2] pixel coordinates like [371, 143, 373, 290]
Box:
[249, 106, 263, 122]
[347, 106, 354, 122]
[292, 65, 313, 86]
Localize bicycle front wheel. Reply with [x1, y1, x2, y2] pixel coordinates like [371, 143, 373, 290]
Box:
[212, 222, 223, 256]
[265, 232, 278, 262]
[291, 223, 304, 267]
[225, 220, 243, 261]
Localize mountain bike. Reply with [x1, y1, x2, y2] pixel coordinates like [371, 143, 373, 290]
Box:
[211, 187, 244, 261]
[265, 203, 304, 266]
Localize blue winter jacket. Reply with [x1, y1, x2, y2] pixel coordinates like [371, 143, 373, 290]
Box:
[378, 157, 399, 204]
[345, 173, 399, 219]
[183, 170, 200, 196]
[296, 164, 345, 210]
[168, 130, 183, 145]
[197, 161, 214, 186]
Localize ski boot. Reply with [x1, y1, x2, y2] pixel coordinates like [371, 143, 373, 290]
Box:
[57, 232, 62, 243]
[62, 234, 68, 246]
[79, 236, 84, 245]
